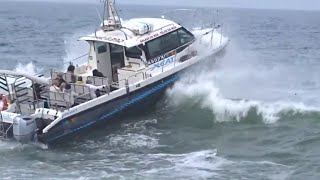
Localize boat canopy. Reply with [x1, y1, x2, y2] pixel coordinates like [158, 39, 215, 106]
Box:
[79, 18, 182, 48]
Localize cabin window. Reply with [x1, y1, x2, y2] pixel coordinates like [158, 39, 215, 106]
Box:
[145, 28, 195, 60]
[177, 28, 194, 45]
[146, 37, 162, 58]
[125, 46, 142, 59]
[161, 31, 181, 53]
[96, 42, 107, 54]
[146, 31, 180, 59]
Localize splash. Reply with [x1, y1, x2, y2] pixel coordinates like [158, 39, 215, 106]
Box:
[14, 62, 41, 75]
[167, 67, 320, 124]
[62, 32, 90, 71]
[192, 29, 229, 57]
[0, 62, 41, 92]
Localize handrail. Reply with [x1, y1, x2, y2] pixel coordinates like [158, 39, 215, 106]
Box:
[128, 71, 145, 82]
[74, 92, 92, 101]
[145, 39, 195, 63]
[107, 39, 195, 88]
[143, 39, 195, 73]
[111, 79, 127, 88]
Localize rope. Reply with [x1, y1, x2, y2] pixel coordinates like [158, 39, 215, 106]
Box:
[63, 53, 89, 66]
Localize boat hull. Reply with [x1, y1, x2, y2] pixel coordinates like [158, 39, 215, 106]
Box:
[40, 73, 178, 146]
[40, 46, 227, 146]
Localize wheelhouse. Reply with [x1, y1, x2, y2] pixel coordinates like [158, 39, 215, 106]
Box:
[79, 21, 197, 90]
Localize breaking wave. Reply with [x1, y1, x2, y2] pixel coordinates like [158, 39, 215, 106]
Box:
[167, 54, 320, 124]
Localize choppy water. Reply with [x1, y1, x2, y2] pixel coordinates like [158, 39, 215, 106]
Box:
[1, 1, 320, 179]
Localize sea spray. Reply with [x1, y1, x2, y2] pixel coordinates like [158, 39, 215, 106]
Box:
[167, 66, 320, 124]
[63, 32, 90, 71]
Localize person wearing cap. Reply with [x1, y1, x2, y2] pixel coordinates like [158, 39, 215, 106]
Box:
[85, 79, 105, 99]
[67, 64, 77, 83]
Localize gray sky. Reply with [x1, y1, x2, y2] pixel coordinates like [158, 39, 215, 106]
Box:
[13, 0, 320, 10]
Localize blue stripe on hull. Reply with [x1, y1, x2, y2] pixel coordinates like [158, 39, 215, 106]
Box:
[45, 75, 179, 144]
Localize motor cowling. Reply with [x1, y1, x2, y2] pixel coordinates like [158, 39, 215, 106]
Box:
[13, 116, 37, 142]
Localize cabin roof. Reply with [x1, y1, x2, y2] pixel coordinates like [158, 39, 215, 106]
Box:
[79, 18, 182, 48]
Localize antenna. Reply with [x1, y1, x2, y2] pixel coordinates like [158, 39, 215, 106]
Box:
[101, 0, 122, 31]
[95, 7, 103, 23]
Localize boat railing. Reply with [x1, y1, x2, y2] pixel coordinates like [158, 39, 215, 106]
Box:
[128, 71, 145, 82]
[143, 40, 195, 74]
[40, 39, 197, 111]
[74, 92, 92, 103]
[0, 111, 13, 139]
[114, 40, 196, 87]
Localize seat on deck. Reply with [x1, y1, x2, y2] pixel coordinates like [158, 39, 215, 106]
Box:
[51, 71, 73, 83]
[87, 76, 109, 86]
[87, 76, 110, 94]
[49, 91, 71, 109]
[70, 84, 90, 95]
[70, 84, 91, 103]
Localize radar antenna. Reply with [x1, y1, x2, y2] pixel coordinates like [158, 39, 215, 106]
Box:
[102, 0, 122, 31]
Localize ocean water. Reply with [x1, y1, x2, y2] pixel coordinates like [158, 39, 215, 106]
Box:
[1, 1, 320, 179]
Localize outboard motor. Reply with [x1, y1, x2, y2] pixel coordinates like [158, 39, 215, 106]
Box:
[13, 116, 37, 142]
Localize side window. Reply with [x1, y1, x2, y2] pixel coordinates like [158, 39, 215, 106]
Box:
[125, 46, 142, 59]
[96, 42, 107, 54]
[146, 31, 181, 59]
[177, 28, 194, 45]
[110, 44, 123, 53]
[161, 31, 181, 53]
[146, 38, 162, 58]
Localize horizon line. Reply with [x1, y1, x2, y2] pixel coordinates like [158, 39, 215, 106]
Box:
[5, 0, 320, 12]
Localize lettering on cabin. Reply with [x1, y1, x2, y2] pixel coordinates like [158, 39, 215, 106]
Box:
[95, 36, 125, 43]
[148, 54, 167, 65]
[151, 56, 176, 71]
[139, 25, 177, 43]
[148, 50, 177, 65]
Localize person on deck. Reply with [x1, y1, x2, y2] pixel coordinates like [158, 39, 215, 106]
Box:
[4, 96, 17, 113]
[92, 69, 105, 77]
[50, 79, 63, 92]
[66, 64, 76, 83]
[63, 83, 79, 107]
[55, 72, 66, 87]
[85, 80, 105, 99]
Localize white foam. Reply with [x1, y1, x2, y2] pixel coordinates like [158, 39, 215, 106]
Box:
[109, 133, 160, 149]
[140, 149, 230, 179]
[63, 32, 90, 70]
[167, 67, 320, 124]
[14, 62, 40, 76]
[192, 29, 229, 57]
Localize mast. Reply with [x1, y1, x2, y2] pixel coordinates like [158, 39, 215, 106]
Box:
[102, 0, 122, 31]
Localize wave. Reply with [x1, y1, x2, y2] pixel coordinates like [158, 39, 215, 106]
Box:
[167, 64, 320, 124]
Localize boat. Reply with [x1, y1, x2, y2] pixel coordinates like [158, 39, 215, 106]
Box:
[0, 0, 229, 146]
